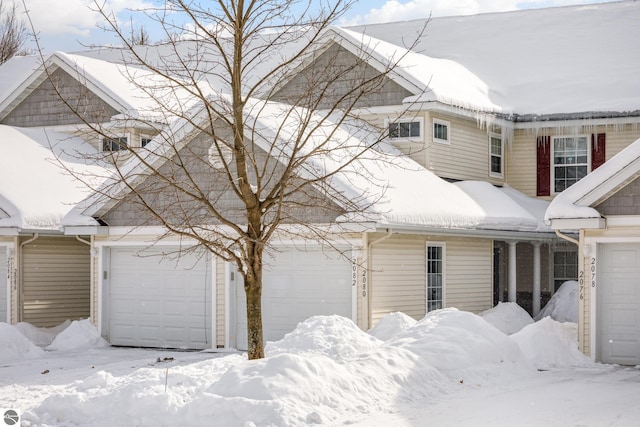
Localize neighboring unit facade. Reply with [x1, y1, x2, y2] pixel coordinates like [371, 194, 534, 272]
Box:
[547, 137, 640, 365]
[0, 1, 639, 361]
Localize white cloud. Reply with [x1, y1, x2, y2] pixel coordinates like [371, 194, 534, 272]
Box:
[19, 0, 155, 36]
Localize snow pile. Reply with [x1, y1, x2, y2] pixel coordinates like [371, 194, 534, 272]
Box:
[29, 316, 451, 427]
[536, 280, 578, 322]
[511, 317, 592, 369]
[368, 311, 417, 341]
[480, 302, 534, 335]
[2, 308, 593, 426]
[46, 319, 108, 351]
[0, 323, 45, 363]
[14, 320, 71, 347]
[387, 308, 534, 383]
[267, 314, 381, 358]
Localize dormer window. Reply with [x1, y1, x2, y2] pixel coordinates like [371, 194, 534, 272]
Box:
[387, 118, 423, 140]
[433, 118, 450, 144]
[102, 136, 128, 152]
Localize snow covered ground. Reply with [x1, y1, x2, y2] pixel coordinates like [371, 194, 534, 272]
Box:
[2, 285, 640, 427]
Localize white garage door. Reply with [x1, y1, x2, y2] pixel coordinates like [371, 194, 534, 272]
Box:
[599, 243, 640, 365]
[108, 247, 213, 349]
[235, 247, 352, 350]
[0, 247, 7, 323]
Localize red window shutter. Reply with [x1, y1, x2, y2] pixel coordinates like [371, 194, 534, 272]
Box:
[536, 136, 551, 196]
[591, 133, 606, 170]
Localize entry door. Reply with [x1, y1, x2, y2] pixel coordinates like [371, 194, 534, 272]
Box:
[235, 247, 352, 350]
[599, 243, 640, 365]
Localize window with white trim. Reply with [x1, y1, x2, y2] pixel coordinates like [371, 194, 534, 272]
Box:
[489, 133, 503, 178]
[102, 136, 128, 152]
[433, 118, 450, 144]
[388, 119, 422, 139]
[141, 137, 153, 148]
[553, 246, 578, 292]
[427, 243, 445, 312]
[552, 136, 589, 193]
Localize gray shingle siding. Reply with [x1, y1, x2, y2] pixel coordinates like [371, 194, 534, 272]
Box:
[2, 68, 118, 127]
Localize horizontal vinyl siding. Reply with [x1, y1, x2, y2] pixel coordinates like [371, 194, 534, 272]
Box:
[428, 114, 502, 184]
[216, 258, 225, 348]
[507, 130, 539, 198]
[0, 247, 7, 322]
[508, 123, 640, 198]
[443, 238, 493, 313]
[21, 236, 90, 326]
[371, 236, 426, 326]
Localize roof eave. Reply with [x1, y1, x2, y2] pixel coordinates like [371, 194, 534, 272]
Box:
[548, 217, 606, 231]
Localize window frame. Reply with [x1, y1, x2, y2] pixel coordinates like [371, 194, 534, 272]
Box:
[553, 245, 578, 292]
[426, 242, 446, 313]
[140, 136, 153, 148]
[432, 118, 450, 145]
[551, 135, 590, 195]
[488, 132, 504, 179]
[385, 117, 424, 142]
[101, 133, 130, 152]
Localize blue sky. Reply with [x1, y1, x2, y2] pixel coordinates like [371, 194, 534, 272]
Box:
[18, 0, 619, 52]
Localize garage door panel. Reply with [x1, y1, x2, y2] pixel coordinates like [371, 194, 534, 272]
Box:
[599, 243, 640, 364]
[108, 247, 212, 349]
[603, 338, 640, 365]
[235, 247, 352, 351]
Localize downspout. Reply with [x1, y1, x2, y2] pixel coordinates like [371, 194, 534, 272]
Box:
[18, 233, 39, 322]
[555, 229, 579, 246]
[75, 235, 94, 326]
[366, 229, 393, 329]
[75, 235, 91, 246]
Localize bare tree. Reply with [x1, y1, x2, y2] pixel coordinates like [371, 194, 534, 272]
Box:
[129, 19, 151, 45]
[31, 0, 426, 359]
[0, 0, 28, 64]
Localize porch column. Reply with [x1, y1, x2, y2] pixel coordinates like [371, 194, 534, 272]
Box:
[508, 241, 517, 302]
[532, 242, 542, 317]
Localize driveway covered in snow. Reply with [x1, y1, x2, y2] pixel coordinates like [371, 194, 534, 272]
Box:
[1, 298, 640, 426]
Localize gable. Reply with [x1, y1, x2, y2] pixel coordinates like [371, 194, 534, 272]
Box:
[270, 42, 413, 109]
[98, 127, 347, 227]
[595, 174, 640, 216]
[1, 67, 119, 127]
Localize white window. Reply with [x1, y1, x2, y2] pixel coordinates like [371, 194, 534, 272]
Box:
[489, 133, 503, 178]
[427, 243, 445, 312]
[102, 135, 128, 152]
[388, 119, 422, 140]
[141, 137, 153, 148]
[433, 118, 450, 144]
[553, 246, 578, 292]
[552, 136, 589, 193]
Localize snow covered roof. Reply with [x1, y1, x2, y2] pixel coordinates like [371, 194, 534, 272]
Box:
[0, 52, 194, 124]
[546, 137, 640, 225]
[221, 99, 551, 233]
[325, 27, 503, 112]
[86, 95, 550, 235]
[3, 2, 633, 121]
[0, 125, 113, 231]
[347, 1, 640, 118]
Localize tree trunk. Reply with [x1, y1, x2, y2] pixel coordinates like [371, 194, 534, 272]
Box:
[244, 263, 265, 360]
